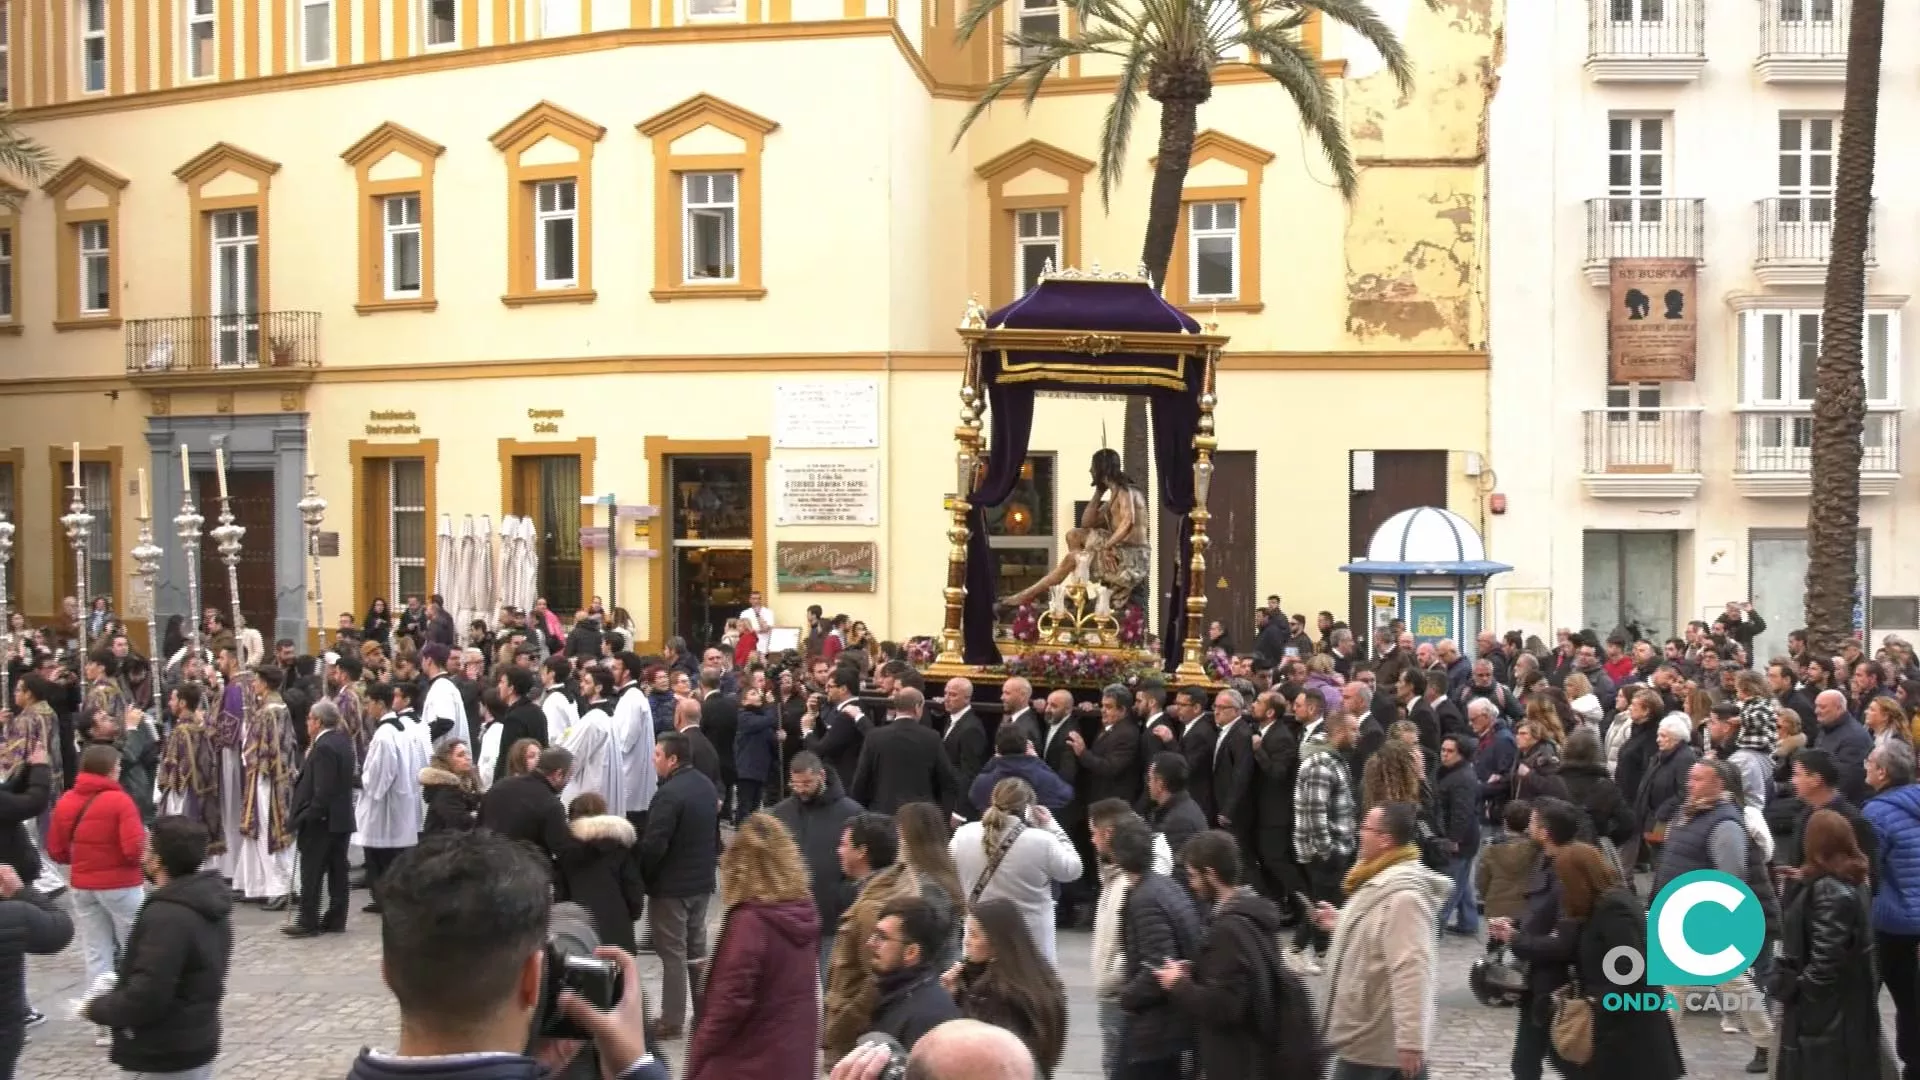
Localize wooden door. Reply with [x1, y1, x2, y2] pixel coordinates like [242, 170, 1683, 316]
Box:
[195, 469, 276, 635]
[511, 456, 584, 611]
[1157, 451, 1256, 655]
[1347, 451, 1448, 653]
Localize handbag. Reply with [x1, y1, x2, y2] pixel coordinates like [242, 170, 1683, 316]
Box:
[968, 821, 1026, 906]
[1548, 980, 1594, 1065]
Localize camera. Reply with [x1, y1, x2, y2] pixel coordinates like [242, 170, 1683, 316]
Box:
[535, 902, 626, 1041]
[851, 1034, 909, 1080]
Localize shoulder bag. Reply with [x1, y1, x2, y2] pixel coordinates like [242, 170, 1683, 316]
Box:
[968, 821, 1026, 907]
[1548, 979, 1594, 1065]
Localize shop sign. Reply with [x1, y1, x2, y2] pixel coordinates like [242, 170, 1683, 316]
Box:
[775, 461, 879, 526]
[774, 380, 880, 449]
[366, 410, 420, 436]
[775, 541, 877, 593]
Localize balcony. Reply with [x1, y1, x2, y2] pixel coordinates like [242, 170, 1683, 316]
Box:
[1755, 198, 1877, 287]
[1583, 198, 1705, 286]
[1757, 0, 1848, 83]
[1733, 406, 1900, 497]
[1581, 407, 1704, 498]
[125, 311, 322, 389]
[1586, 0, 1706, 82]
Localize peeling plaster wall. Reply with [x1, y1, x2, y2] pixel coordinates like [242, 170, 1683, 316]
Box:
[1339, 0, 1498, 350]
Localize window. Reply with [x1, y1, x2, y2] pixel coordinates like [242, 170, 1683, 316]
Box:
[1014, 209, 1060, 297]
[1779, 0, 1834, 22]
[79, 0, 107, 93]
[0, 461, 13, 602]
[1608, 0, 1664, 20]
[533, 180, 577, 290]
[390, 458, 428, 602]
[383, 194, 422, 299]
[986, 454, 1056, 604]
[539, 0, 579, 34]
[54, 460, 116, 605]
[77, 222, 110, 315]
[1187, 201, 1238, 301]
[210, 208, 261, 367]
[301, 0, 331, 63]
[1016, 0, 1059, 63]
[0, 229, 12, 323]
[1, 3, 10, 106]
[1778, 115, 1835, 223]
[684, 0, 740, 19]
[681, 172, 737, 283]
[1739, 306, 1899, 465]
[1606, 113, 1667, 223]
[422, 0, 456, 47]
[1605, 382, 1662, 419]
[187, 0, 215, 78]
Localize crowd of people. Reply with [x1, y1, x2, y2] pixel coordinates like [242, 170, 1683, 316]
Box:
[1, 590, 1917, 1079]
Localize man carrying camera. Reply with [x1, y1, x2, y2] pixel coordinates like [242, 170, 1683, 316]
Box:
[347, 831, 667, 1080]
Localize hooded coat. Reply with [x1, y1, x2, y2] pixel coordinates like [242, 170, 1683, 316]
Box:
[87, 868, 233, 1074]
[419, 765, 481, 835]
[1322, 855, 1453, 1071]
[769, 769, 862, 932]
[556, 814, 646, 953]
[686, 898, 821, 1080]
[1168, 887, 1295, 1080]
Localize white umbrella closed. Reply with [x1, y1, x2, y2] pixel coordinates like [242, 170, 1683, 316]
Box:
[499, 515, 525, 616]
[433, 514, 455, 605]
[475, 515, 497, 627]
[453, 515, 478, 630]
[512, 515, 539, 616]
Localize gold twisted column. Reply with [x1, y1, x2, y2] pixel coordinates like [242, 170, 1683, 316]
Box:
[1173, 350, 1219, 683]
[933, 345, 986, 669]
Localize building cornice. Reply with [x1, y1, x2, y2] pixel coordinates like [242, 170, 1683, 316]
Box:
[1723, 291, 1911, 312]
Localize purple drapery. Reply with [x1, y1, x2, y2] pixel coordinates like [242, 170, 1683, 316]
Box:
[960, 279, 1206, 670]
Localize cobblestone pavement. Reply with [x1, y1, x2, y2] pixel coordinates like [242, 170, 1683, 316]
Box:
[21, 894, 1824, 1079]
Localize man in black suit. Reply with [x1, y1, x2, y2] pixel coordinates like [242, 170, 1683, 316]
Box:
[285, 699, 355, 938]
[490, 667, 548, 782]
[998, 676, 1041, 751]
[1400, 668, 1442, 761]
[1147, 686, 1217, 822]
[697, 666, 739, 820]
[802, 665, 865, 786]
[851, 688, 958, 816]
[938, 678, 989, 823]
[1209, 688, 1258, 865]
[670, 698, 722, 789]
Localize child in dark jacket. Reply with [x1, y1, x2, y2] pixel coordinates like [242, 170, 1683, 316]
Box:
[557, 793, 646, 953]
[1474, 799, 1541, 921]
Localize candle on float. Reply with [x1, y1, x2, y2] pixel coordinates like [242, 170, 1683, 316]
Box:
[70, 443, 80, 488]
[215, 446, 229, 499]
[137, 468, 150, 519]
[181, 448, 192, 492]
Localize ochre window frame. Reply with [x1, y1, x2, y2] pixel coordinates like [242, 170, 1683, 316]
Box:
[343, 121, 445, 315]
[0, 185, 21, 336]
[173, 142, 280, 346]
[977, 139, 1093, 308]
[47, 445, 125, 614]
[44, 157, 129, 331]
[0, 449, 21, 609]
[491, 100, 604, 308]
[638, 93, 777, 302]
[498, 436, 597, 611]
[1158, 130, 1272, 314]
[348, 438, 440, 619]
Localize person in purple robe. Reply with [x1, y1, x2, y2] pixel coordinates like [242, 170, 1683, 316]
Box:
[157, 683, 225, 857]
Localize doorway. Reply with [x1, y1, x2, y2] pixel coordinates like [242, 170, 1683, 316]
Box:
[1157, 451, 1256, 654]
[510, 455, 583, 613]
[665, 455, 755, 647]
[1348, 450, 1449, 650]
[1581, 530, 1678, 644]
[192, 469, 277, 634]
[1749, 529, 1869, 660]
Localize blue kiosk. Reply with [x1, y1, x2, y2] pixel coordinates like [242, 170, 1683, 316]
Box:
[1340, 506, 1511, 658]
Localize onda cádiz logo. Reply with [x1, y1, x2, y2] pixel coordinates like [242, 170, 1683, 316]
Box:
[1600, 870, 1768, 1012]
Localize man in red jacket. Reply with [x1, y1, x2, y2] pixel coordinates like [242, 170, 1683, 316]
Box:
[48, 743, 148, 1045]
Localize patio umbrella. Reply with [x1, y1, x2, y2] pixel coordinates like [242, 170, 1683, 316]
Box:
[511, 515, 539, 616]
[453, 515, 478, 630]
[433, 514, 455, 604]
[499, 516, 525, 616]
[475, 515, 497, 626]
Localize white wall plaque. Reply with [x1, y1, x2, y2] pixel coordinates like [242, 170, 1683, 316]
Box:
[773, 380, 880, 448]
[775, 461, 880, 526]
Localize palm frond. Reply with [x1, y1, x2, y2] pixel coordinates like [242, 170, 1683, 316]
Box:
[0, 115, 54, 185]
[1294, 0, 1419, 94]
[954, 0, 1006, 45]
[950, 34, 1125, 144]
[1096, 40, 1153, 207]
[1249, 38, 1357, 197]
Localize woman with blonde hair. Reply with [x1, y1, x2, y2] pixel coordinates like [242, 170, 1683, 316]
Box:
[895, 802, 965, 965]
[1565, 672, 1603, 729]
[1361, 739, 1425, 813]
[950, 777, 1082, 962]
[686, 812, 820, 1080]
[1864, 695, 1911, 749]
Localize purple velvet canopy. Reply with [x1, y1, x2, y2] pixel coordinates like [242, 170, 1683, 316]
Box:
[964, 277, 1210, 670]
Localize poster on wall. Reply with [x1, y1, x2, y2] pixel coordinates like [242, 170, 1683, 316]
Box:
[1608, 258, 1698, 382]
[1409, 595, 1456, 646]
[774, 461, 880, 526]
[776, 542, 878, 593]
[774, 380, 880, 448]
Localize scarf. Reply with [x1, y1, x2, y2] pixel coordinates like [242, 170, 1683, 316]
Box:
[1343, 843, 1419, 896]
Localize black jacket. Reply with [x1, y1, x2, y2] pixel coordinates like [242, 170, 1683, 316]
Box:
[1166, 888, 1286, 1080]
[1771, 875, 1882, 1080]
[699, 692, 740, 776]
[1434, 759, 1482, 854]
[1560, 760, 1637, 845]
[1407, 700, 1443, 758]
[1509, 858, 1578, 1001]
[556, 814, 646, 953]
[0, 764, 50, 881]
[869, 965, 960, 1051]
[478, 772, 576, 867]
[1175, 716, 1219, 823]
[1250, 720, 1299, 863]
[1613, 718, 1660, 830]
[491, 698, 550, 782]
[639, 765, 719, 899]
[1210, 720, 1255, 836]
[292, 727, 357, 833]
[1077, 718, 1143, 810]
[683, 727, 723, 790]
[733, 704, 780, 785]
[564, 624, 603, 660]
[0, 883, 72, 1036]
[88, 868, 231, 1073]
[1145, 793, 1209, 864]
[805, 704, 865, 789]
[1633, 743, 1697, 833]
[1116, 871, 1204, 1062]
[770, 770, 863, 930]
[852, 717, 959, 816]
[939, 709, 991, 821]
[420, 766, 481, 834]
[1579, 888, 1683, 1080]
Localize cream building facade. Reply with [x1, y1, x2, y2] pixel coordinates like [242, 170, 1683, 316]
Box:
[1488, 0, 1920, 660]
[0, 0, 1496, 652]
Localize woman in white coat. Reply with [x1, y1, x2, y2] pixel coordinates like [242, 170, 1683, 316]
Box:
[950, 776, 1083, 963]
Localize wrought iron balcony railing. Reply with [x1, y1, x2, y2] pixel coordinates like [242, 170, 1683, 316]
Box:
[1755, 198, 1877, 285]
[1758, 0, 1848, 81]
[1583, 407, 1702, 473]
[1587, 0, 1706, 81]
[1582, 198, 1705, 284]
[1734, 406, 1901, 496]
[125, 311, 321, 376]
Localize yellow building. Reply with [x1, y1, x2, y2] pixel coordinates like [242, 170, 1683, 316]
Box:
[0, 0, 1497, 654]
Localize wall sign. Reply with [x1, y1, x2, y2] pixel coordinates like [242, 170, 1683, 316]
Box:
[775, 541, 877, 593]
[1608, 258, 1698, 382]
[366, 410, 420, 436]
[774, 380, 880, 448]
[774, 461, 880, 526]
[529, 408, 563, 434]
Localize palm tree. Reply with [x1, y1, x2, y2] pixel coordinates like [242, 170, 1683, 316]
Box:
[1802, 0, 1883, 656]
[953, 0, 1416, 481]
[0, 111, 54, 205]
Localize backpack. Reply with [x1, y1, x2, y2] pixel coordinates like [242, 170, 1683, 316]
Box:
[1247, 914, 1329, 1079]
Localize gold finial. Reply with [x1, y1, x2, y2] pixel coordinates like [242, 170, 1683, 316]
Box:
[960, 294, 988, 329]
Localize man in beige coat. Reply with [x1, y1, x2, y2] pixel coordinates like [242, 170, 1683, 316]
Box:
[1314, 802, 1453, 1080]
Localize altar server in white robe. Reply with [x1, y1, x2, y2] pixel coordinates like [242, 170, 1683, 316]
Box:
[354, 681, 427, 913]
[540, 655, 579, 746]
[418, 643, 468, 749]
[562, 665, 622, 812]
[610, 652, 657, 834]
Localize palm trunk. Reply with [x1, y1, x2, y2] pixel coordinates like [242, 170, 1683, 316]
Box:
[1803, 0, 1883, 656]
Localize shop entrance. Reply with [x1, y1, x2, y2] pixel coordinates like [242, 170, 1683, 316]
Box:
[665, 455, 756, 647]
